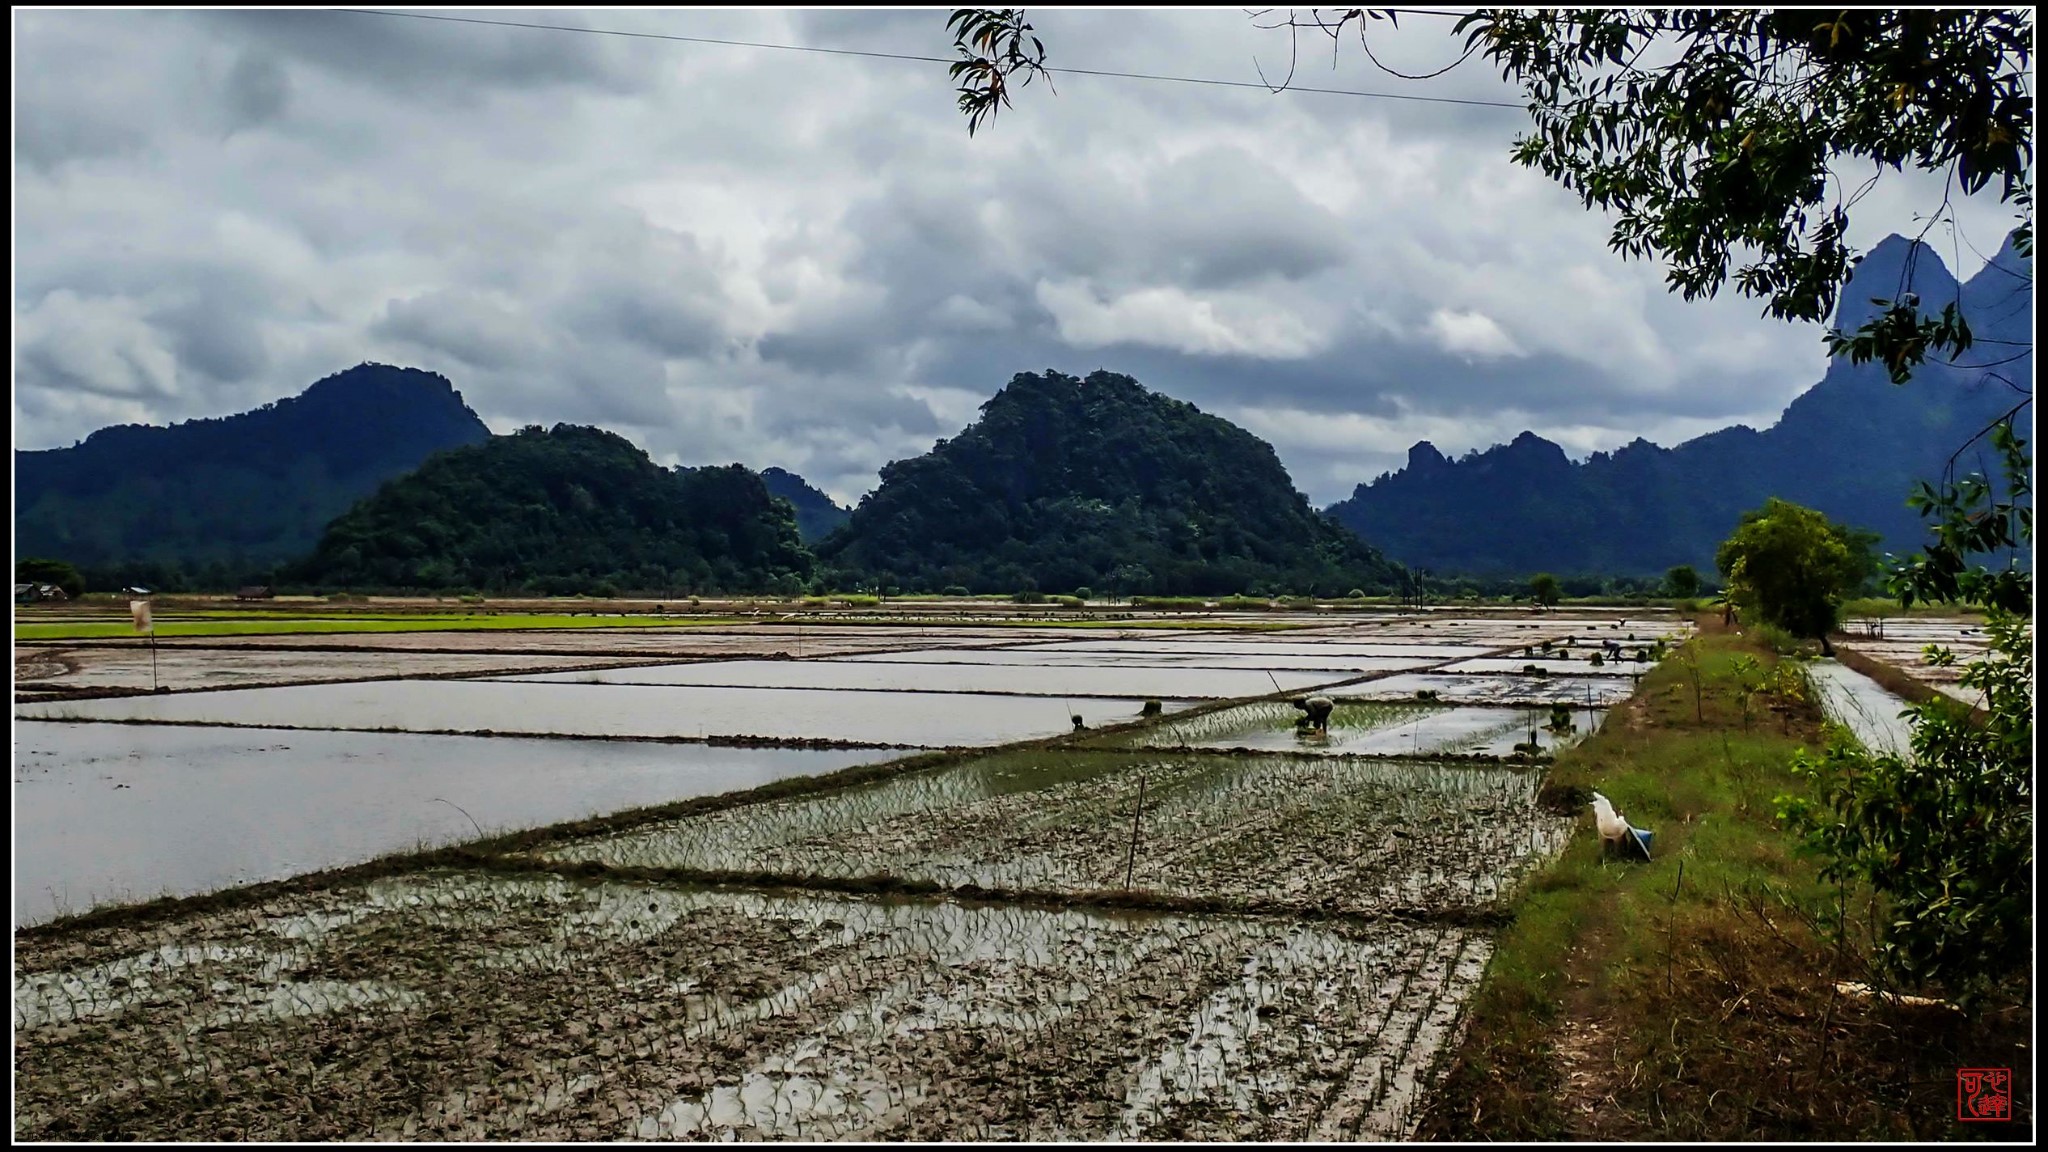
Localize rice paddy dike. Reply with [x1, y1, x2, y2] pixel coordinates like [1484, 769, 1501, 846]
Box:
[15, 607, 1693, 1140]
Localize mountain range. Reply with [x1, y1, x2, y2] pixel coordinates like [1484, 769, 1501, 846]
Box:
[14, 363, 490, 579]
[1323, 233, 2032, 577]
[17, 230, 2023, 593]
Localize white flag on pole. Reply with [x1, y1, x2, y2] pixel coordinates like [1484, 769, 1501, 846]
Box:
[131, 599, 153, 634]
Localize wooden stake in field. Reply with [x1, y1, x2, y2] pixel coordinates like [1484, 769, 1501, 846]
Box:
[130, 596, 157, 691]
[1124, 772, 1146, 891]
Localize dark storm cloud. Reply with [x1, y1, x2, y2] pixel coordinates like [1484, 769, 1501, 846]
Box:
[15, 8, 2012, 506]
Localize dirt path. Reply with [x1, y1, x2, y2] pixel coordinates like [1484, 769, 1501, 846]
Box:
[1550, 920, 1625, 1139]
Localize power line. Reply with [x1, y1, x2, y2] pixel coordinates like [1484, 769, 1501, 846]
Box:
[331, 8, 1527, 110]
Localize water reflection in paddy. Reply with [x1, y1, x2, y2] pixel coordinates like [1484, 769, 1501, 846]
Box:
[18, 680, 1192, 748]
[12, 722, 881, 927]
[493, 659, 1348, 699]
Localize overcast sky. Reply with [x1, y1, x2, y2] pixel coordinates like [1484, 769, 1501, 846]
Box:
[13, 8, 2018, 506]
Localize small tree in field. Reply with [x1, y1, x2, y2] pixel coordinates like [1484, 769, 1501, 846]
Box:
[1664, 564, 1701, 599]
[1714, 499, 1871, 648]
[1528, 572, 1561, 606]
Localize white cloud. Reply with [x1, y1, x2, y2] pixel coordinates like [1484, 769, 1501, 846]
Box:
[1036, 279, 1327, 359]
[1423, 308, 1524, 360]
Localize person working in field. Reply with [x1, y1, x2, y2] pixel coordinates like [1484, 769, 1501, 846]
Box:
[1293, 695, 1334, 733]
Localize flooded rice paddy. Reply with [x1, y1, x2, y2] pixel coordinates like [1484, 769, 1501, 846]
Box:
[1101, 700, 1605, 757]
[18, 680, 1193, 748]
[12, 723, 879, 928]
[1807, 660, 1918, 757]
[538, 749, 1568, 913]
[11, 646, 653, 698]
[1012, 639, 1499, 660]
[1340, 671, 1637, 705]
[494, 658, 1349, 699]
[14, 608, 1691, 1140]
[1832, 617, 1994, 706]
[836, 648, 1439, 672]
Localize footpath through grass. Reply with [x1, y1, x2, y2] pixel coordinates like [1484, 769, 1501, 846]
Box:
[1418, 618, 2031, 1140]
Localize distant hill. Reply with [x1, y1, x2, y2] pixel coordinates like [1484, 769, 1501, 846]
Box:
[1324, 233, 2032, 577]
[14, 363, 491, 579]
[759, 467, 852, 544]
[289, 424, 811, 595]
[817, 369, 1405, 595]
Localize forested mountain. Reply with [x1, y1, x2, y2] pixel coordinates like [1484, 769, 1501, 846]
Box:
[817, 369, 1404, 595]
[1325, 233, 2032, 577]
[14, 364, 491, 580]
[758, 467, 852, 543]
[290, 424, 812, 595]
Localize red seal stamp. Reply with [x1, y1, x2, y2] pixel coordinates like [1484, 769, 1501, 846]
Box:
[1957, 1067, 2012, 1122]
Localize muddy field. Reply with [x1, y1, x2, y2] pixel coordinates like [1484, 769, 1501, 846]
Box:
[13, 873, 1487, 1141]
[14, 609, 1690, 1140]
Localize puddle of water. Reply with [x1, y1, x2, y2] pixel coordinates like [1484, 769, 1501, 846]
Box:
[493, 659, 1347, 700]
[1807, 660, 1916, 757]
[12, 722, 880, 927]
[1102, 701, 1604, 756]
[17, 681, 1186, 747]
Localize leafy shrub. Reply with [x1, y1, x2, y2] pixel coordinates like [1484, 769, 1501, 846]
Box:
[1779, 611, 2032, 1001]
[1751, 622, 1804, 655]
[1055, 595, 1085, 608]
[941, 585, 971, 597]
[1011, 589, 1046, 604]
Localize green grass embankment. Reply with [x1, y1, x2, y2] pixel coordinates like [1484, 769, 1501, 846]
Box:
[1418, 618, 2030, 1141]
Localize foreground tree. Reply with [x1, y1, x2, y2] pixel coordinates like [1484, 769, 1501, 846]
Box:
[1528, 572, 1562, 606]
[1714, 498, 1871, 647]
[1663, 564, 1701, 599]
